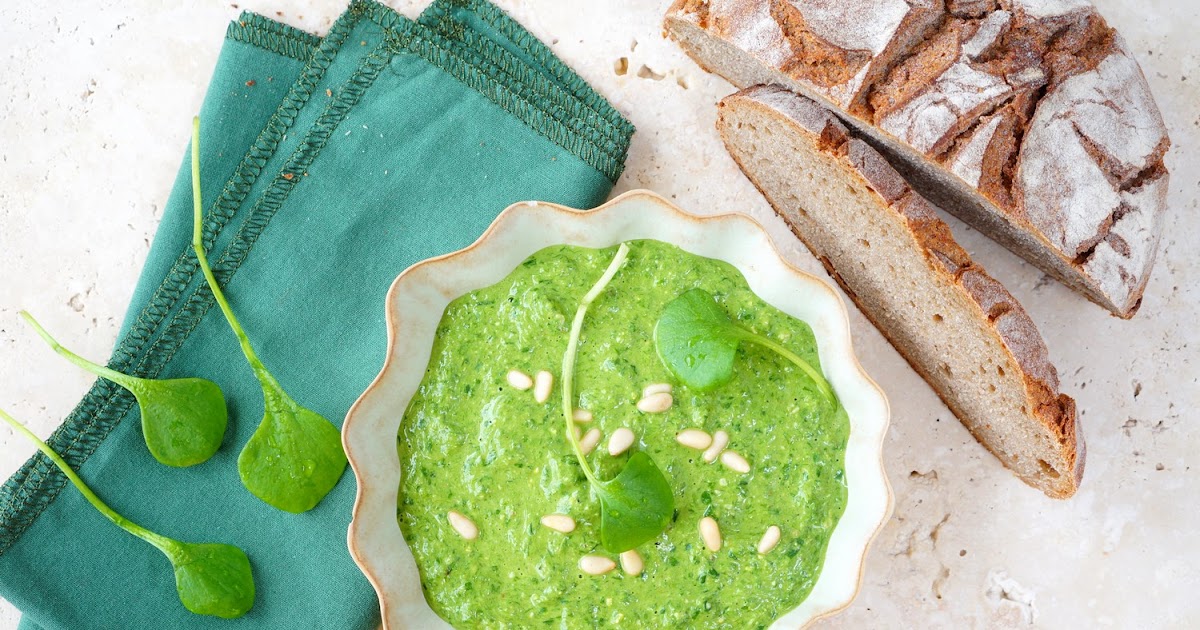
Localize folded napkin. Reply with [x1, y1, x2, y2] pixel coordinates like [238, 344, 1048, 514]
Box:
[1, 2, 632, 628]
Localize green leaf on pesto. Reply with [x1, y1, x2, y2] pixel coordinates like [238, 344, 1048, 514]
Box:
[655, 288, 837, 404]
[189, 117, 347, 513]
[561, 243, 675, 554]
[0, 408, 255, 618]
[19, 311, 227, 468]
[596, 452, 675, 553]
[652, 289, 740, 391]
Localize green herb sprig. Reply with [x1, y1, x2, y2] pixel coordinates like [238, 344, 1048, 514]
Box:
[190, 117, 347, 513]
[0, 408, 254, 618]
[654, 288, 836, 404]
[19, 311, 227, 468]
[561, 243, 674, 554]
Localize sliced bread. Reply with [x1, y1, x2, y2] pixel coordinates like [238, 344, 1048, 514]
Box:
[718, 85, 1082, 497]
[666, 0, 1169, 318]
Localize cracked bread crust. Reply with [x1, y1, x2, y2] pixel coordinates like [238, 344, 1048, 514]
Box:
[664, 0, 1170, 318]
[672, 0, 943, 109]
[719, 85, 1083, 497]
[1016, 35, 1170, 314]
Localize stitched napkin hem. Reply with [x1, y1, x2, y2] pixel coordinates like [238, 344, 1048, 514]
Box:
[0, 0, 633, 558]
[226, 11, 323, 62]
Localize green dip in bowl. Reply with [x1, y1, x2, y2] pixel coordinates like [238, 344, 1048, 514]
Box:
[397, 240, 849, 628]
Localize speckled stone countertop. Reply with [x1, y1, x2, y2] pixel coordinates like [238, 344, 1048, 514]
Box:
[0, 1, 1196, 627]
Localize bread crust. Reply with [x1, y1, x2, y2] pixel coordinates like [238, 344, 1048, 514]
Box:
[665, 0, 1169, 318]
[719, 85, 1083, 497]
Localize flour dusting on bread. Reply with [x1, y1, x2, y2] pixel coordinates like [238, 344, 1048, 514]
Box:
[665, 0, 1171, 318]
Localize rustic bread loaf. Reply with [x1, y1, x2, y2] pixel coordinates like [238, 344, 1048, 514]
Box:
[719, 85, 1082, 497]
[666, 0, 1169, 318]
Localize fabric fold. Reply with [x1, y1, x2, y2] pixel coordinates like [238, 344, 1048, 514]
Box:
[419, 0, 633, 165]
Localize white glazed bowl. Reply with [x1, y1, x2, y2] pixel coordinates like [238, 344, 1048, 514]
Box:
[343, 189, 892, 628]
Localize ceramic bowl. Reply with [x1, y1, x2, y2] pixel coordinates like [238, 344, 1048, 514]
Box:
[343, 189, 892, 628]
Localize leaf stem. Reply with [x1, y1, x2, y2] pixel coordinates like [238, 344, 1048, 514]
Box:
[19, 311, 136, 389]
[562, 243, 630, 486]
[739, 331, 837, 405]
[189, 117, 280, 394]
[0, 408, 177, 555]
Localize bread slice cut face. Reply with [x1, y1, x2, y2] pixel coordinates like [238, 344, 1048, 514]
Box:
[719, 85, 1083, 497]
[666, 0, 1170, 318]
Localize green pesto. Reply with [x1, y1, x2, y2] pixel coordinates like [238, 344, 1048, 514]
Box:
[397, 240, 849, 628]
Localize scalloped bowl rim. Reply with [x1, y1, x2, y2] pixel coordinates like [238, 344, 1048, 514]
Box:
[343, 189, 893, 628]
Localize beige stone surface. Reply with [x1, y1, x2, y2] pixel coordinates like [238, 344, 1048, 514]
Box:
[0, 0, 1195, 627]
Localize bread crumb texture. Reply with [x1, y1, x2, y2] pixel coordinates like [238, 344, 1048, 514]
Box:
[717, 85, 1083, 497]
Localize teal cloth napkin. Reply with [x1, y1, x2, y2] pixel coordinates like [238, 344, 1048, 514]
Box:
[1, 2, 632, 628]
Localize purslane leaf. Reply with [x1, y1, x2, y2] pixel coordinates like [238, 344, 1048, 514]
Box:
[652, 288, 740, 391]
[655, 288, 837, 404]
[131, 377, 229, 468]
[189, 117, 347, 512]
[0, 408, 255, 618]
[19, 311, 227, 468]
[236, 393, 347, 513]
[560, 244, 675, 554]
[168, 542, 256, 619]
[597, 452, 675, 553]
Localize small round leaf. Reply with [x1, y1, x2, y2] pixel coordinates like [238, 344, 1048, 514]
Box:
[171, 542, 256, 619]
[237, 399, 348, 513]
[654, 288, 741, 391]
[135, 378, 228, 467]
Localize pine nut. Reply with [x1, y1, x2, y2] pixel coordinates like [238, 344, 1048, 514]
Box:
[720, 450, 750, 474]
[700, 516, 721, 552]
[620, 550, 644, 576]
[533, 370, 553, 403]
[703, 430, 729, 463]
[636, 392, 673, 413]
[506, 370, 533, 390]
[579, 555, 616, 575]
[642, 382, 672, 397]
[580, 428, 602, 455]
[573, 408, 593, 423]
[608, 428, 635, 456]
[447, 511, 478, 540]
[540, 514, 576, 534]
[676, 428, 712, 450]
[758, 525, 781, 554]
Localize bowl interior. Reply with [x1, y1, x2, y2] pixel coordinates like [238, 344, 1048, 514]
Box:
[343, 189, 892, 628]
